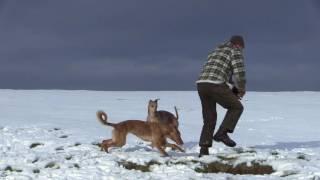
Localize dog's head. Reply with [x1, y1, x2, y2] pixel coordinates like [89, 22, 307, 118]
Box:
[171, 118, 179, 129]
[166, 124, 184, 146]
[148, 99, 159, 114]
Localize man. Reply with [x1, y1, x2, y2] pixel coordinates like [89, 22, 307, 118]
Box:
[196, 35, 246, 157]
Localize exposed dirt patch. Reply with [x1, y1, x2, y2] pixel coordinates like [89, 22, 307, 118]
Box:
[118, 159, 274, 175]
[118, 160, 161, 172]
[195, 161, 274, 175]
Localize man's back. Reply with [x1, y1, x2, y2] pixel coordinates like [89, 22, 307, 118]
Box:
[197, 42, 246, 90]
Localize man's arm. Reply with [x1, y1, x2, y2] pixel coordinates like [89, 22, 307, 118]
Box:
[231, 48, 246, 97]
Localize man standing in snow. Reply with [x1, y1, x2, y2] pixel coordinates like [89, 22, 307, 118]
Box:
[196, 35, 246, 157]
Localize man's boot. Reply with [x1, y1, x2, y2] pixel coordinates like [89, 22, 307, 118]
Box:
[198, 147, 209, 157]
[213, 129, 236, 147]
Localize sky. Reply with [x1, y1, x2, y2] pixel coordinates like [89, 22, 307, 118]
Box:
[0, 0, 319, 91]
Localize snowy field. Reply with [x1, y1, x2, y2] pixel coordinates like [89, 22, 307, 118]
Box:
[1, 90, 320, 180]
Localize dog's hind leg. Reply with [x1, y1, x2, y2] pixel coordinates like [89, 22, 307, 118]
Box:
[165, 143, 185, 152]
[111, 130, 127, 148]
[101, 139, 113, 153]
[101, 130, 126, 153]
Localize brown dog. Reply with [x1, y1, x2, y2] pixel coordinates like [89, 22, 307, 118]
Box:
[147, 99, 179, 128]
[97, 110, 184, 156]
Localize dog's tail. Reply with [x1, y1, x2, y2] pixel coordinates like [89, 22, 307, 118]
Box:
[96, 110, 116, 127]
[174, 106, 179, 120]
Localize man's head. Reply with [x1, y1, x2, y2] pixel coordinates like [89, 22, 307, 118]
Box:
[230, 35, 245, 49]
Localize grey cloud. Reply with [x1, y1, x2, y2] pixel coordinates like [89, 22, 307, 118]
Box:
[0, 0, 319, 91]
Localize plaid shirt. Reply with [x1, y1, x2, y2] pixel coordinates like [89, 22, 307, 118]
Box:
[197, 42, 246, 89]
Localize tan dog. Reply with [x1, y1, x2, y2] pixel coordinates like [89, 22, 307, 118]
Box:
[97, 110, 184, 156]
[147, 99, 179, 128]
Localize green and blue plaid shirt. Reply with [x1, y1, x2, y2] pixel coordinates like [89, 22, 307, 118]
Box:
[197, 42, 246, 89]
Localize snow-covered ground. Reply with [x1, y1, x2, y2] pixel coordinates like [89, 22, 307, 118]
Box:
[1, 90, 320, 179]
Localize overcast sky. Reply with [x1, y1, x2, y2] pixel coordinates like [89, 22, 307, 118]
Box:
[0, 0, 319, 91]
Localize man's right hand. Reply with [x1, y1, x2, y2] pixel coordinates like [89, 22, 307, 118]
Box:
[238, 88, 246, 99]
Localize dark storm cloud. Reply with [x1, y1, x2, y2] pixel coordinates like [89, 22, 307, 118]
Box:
[0, 0, 319, 90]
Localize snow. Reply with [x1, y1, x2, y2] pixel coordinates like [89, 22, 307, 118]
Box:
[1, 90, 320, 179]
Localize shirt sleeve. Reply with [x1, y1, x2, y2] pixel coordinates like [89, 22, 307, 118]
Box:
[231, 48, 246, 90]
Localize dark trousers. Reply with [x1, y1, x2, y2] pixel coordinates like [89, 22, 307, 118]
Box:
[197, 83, 244, 147]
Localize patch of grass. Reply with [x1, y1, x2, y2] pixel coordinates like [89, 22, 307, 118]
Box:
[54, 128, 61, 131]
[45, 162, 60, 169]
[119, 160, 160, 172]
[270, 151, 279, 156]
[33, 169, 40, 174]
[65, 156, 73, 160]
[4, 166, 13, 172]
[296, 153, 309, 161]
[233, 147, 256, 154]
[4, 166, 22, 173]
[74, 164, 80, 169]
[74, 142, 81, 146]
[166, 161, 188, 165]
[297, 154, 306, 160]
[166, 160, 200, 166]
[195, 161, 274, 175]
[119, 159, 274, 175]
[30, 143, 44, 149]
[32, 157, 39, 164]
[59, 135, 68, 138]
[55, 147, 64, 151]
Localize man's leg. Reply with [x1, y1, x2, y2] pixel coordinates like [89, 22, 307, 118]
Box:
[197, 83, 217, 156]
[213, 84, 244, 146]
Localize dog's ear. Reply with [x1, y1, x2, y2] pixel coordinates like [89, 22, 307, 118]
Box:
[154, 98, 160, 103]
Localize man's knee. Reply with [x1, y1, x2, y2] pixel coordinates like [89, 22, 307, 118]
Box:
[238, 103, 244, 112]
[233, 102, 244, 113]
[203, 119, 215, 127]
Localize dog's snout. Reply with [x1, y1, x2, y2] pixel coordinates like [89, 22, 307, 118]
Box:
[177, 138, 184, 145]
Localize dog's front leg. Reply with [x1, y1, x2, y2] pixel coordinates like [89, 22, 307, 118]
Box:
[165, 143, 185, 153]
[155, 144, 169, 157]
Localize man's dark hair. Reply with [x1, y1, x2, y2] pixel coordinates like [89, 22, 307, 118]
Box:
[230, 35, 245, 48]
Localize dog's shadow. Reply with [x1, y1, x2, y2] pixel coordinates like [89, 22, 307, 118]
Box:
[121, 142, 199, 157]
[123, 144, 153, 152]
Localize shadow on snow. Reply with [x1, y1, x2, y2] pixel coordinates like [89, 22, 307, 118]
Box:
[254, 140, 320, 150]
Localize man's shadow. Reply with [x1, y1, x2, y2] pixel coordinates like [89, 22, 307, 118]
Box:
[183, 140, 320, 151]
[254, 140, 320, 150]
